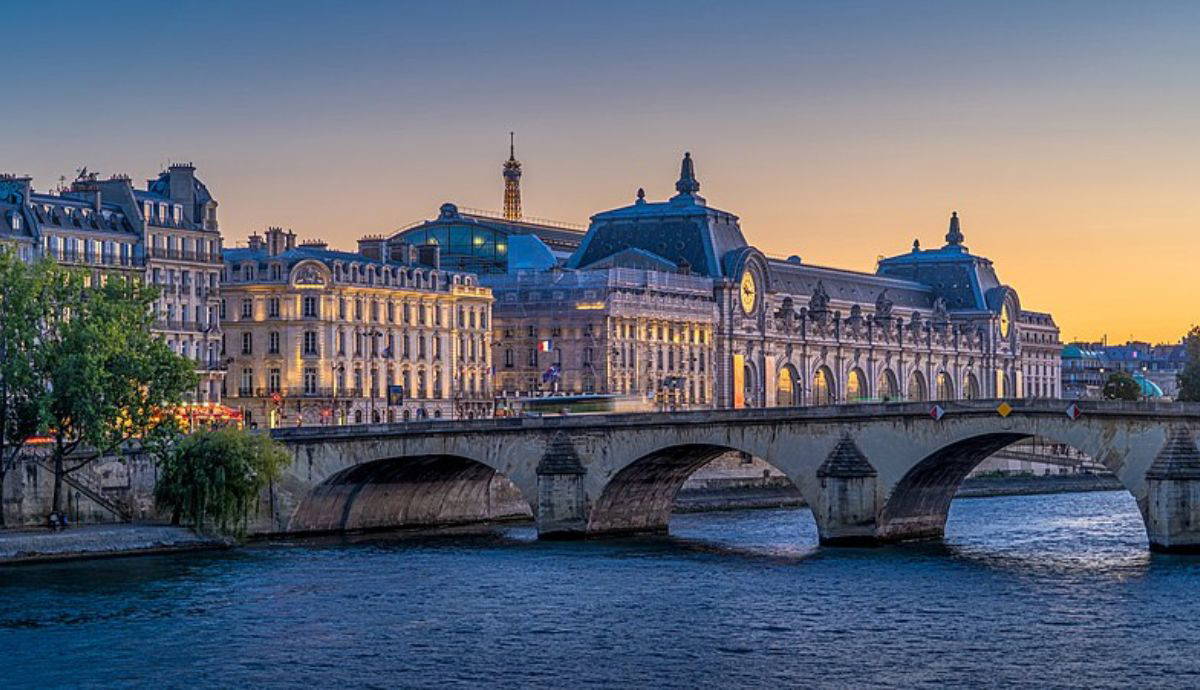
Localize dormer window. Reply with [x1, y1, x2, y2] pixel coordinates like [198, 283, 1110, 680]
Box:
[143, 202, 153, 220]
[8, 212, 19, 231]
[173, 205, 182, 224]
[159, 203, 168, 221]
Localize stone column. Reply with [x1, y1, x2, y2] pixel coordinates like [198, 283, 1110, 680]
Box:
[536, 432, 588, 539]
[815, 434, 880, 546]
[1145, 427, 1200, 553]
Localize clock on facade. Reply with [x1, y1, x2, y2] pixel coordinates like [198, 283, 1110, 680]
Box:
[1000, 302, 1012, 338]
[739, 270, 758, 315]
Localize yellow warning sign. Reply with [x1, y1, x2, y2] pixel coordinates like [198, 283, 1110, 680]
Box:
[996, 401, 1013, 418]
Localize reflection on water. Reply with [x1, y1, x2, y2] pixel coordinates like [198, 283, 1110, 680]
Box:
[4, 490, 1200, 688]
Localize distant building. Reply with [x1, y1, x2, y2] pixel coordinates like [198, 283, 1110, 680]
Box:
[1062, 341, 1183, 399]
[0, 166, 226, 403]
[383, 138, 585, 275]
[221, 227, 493, 427]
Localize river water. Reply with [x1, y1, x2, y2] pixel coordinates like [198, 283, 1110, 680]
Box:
[4, 490, 1200, 688]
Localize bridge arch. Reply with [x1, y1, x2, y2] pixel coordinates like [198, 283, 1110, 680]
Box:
[875, 429, 1145, 543]
[288, 453, 533, 533]
[586, 441, 815, 536]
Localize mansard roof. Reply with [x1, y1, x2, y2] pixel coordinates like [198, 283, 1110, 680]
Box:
[876, 214, 1005, 312]
[568, 154, 747, 278]
[767, 258, 936, 310]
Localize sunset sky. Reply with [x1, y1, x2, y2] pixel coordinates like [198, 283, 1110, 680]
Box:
[7, 1, 1198, 343]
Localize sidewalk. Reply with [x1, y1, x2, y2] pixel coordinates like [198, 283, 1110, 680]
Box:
[0, 524, 231, 565]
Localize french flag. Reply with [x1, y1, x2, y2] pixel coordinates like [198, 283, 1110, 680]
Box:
[537, 339, 553, 352]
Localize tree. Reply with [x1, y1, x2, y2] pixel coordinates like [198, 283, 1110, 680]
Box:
[154, 428, 289, 534]
[1178, 326, 1200, 402]
[0, 250, 53, 527]
[35, 270, 198, 515]
[1102, 370, 1142, 401]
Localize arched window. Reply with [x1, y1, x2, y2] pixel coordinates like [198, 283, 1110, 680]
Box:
[936, 371, 954, 400]
[964, 372, 981, 400]
[908, 370, 927, 402]
[876, 369, 898, 402]
[813, 366, 836, 406]
[846, 368, 867, 402]
[742, 362, 757, 407]
[776, 365, 799, 406]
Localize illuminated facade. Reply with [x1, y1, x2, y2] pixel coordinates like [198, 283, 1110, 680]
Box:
[221, 228, 493, 427]
[513, 153, 1062, 408]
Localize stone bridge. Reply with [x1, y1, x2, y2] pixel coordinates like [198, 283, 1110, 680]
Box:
[266, 399, 1200, 553]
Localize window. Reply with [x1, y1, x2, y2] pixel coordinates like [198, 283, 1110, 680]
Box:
[220, 299, 227, 320]
[354, 299, 363, 320]
[417, 335, 426, 360]
[527, 326, 536, 338]
[241, 299, 253, 319]
[267, 297, 280, 318]
[432, 337, 441, 360]
[528, 349, 537, 366]
[240, 368, 253, 395]
[303, 331, 318, 356]
[337, 329, 346, 355]
[268, 331, 280, 354]
[402, 334, 411, 359]
[504, 348, 514, 368]
[303, 295, 318, 318]
[370, 301, 378, 322]
[270, 264, 281, 281]
[386, 301, 394, 323]
[304, 368, 317, 395]
[241, 332, 253, 355]
[338, 298, 346, 320]
[268, 368, 281, 393]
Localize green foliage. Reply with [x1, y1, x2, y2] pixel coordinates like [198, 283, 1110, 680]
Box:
[0, 254, 200, 513]
[0, 250, 54, 526]
[154, 428, 290, 535]
[1179, 326, 1200, 402]
[1102, 370, 1142, 401]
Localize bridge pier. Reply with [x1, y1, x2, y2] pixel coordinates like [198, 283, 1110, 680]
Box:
[814, 435, 881, 546]
[535, 433, 589, 539]
[1145, 428, 1200, 554]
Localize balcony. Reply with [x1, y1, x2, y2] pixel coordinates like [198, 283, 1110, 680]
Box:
[154, 319, 220, 334]
[147, 247, 224, 264]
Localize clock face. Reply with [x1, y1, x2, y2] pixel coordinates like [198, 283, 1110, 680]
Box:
[1000, 303, 1012, 338]
[739, 270, 758, 314]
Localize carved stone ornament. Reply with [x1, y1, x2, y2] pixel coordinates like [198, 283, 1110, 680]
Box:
[294, 265, 326, 286]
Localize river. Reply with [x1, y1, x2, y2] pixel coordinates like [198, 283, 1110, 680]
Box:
[4, 490, 1200, 688]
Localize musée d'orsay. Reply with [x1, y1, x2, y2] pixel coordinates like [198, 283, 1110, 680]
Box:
[388, 147, 1061, 412]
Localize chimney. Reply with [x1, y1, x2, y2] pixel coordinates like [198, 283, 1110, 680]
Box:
[247, 232, 264, 252]
[264, 226, 289, 256]
[285, 229, 296, 251]
[167, 162, 196, 223]
[416, 242, 440, 269]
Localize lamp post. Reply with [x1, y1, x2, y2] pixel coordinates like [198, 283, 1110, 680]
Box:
[370, 328, 383, 423]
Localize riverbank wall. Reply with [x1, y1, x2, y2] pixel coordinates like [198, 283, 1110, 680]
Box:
[1, 452, 159, 528]
[0, 524, 230, 565]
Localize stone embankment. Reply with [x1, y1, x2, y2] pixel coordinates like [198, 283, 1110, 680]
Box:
[0, 524, 230, 565]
